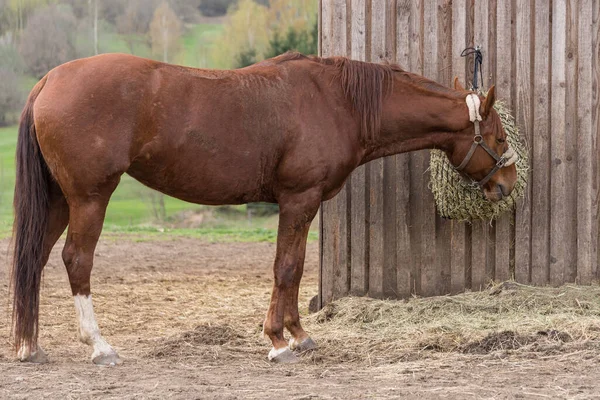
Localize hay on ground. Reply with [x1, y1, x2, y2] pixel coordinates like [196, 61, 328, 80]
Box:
[301, 283, 600, 365]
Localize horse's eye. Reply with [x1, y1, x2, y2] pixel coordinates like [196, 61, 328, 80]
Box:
[496, 138, 505, 144]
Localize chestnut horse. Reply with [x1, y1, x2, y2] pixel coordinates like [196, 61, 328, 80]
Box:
[12, 52, 517, 365]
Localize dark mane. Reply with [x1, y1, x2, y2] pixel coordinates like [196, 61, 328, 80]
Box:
[272, 52, 460, 142]
[273, 52, 394, 143]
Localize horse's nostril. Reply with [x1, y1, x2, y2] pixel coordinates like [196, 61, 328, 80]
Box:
[498, 184, 509, 197]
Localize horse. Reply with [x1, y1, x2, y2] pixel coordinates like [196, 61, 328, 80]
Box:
[11, 52, 517, 365]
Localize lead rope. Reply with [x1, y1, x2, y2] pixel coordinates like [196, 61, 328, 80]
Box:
[460, 46, 484, 91]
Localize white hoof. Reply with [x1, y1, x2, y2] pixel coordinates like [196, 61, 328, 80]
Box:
[268, 347, 299, 363]
[92, 351, 122, 366]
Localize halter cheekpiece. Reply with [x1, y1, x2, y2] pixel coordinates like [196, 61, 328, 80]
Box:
[454, 94, 518, 188]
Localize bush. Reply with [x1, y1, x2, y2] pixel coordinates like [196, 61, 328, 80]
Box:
[265, 22, 317, 58]
[198, 0, 236, 17]
[0, 68, 24, 126]
[19, 5, 78, 78]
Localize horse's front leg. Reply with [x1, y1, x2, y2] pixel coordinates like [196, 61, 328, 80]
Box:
[263, 191, 320, 363]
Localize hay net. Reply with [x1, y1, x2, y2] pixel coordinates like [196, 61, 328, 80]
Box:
[429, 98, 529, 221]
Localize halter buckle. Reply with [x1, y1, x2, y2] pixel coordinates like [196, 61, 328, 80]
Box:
[473, 134, 483, 143]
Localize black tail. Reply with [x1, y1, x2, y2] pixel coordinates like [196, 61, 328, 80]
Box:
[11, 76, 50, 351]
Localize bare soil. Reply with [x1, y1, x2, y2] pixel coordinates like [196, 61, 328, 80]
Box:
[1, 236, 600, 399]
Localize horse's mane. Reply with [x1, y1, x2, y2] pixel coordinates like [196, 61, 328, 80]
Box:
[271, 52, 459, 143]
[271, 52, 394, 142]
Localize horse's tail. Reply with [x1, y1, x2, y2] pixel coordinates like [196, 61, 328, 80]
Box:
[11, 75, 50, 351]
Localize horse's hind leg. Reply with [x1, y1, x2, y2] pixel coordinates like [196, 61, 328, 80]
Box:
[17, 182, 69, 363]
[62, 182, 122, 365]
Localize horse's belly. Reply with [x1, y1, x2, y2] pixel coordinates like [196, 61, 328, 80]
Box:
[126, 155, 272, 205]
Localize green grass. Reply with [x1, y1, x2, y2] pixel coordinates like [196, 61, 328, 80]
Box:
[102, 226, 318, 243]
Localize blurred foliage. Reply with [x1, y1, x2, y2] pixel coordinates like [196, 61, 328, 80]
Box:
[235, 48, 257, 68]
[198, 0, 235, 17]
[0, 68, 23, 126]
[150, 1, 182, 62]
[209, 0, 270, 69]
[211, 0, 318, 69]
[19, 4, 78, 78]
[265, 20, 317, 58]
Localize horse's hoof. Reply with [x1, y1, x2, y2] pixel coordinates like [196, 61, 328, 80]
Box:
[92, 352, 123, 366]
[18, 346, 48, 364]
[268, 348, 299, 364]
[290, 337, 318, 353]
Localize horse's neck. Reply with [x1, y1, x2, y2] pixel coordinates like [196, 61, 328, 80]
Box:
[362, 84, 468, 164]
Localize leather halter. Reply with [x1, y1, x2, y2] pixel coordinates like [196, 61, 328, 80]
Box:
[454, 94, 518, 188]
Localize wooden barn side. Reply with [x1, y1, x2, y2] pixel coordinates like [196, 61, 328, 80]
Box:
[318, 0, 600, 307]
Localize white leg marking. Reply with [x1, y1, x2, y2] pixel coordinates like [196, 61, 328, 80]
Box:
[74, 295, 117, 361]
[268, 346, 289, 360]
[17, 343, 47, 363]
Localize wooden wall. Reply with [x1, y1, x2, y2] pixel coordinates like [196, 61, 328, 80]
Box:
[319, 0, 600, 306]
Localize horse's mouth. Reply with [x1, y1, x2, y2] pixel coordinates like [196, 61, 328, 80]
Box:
[483, 188, 504, 202]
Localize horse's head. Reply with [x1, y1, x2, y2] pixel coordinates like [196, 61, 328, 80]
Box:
[448, 80, 518, 202]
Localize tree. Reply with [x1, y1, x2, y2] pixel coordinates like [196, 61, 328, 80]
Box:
[235, 48, 257, 68]
[0, 68, 23, 126]
[169, 0, 202, 23]
[210, 0, 270, 69]
[19, 4, 77, 78]
[7, 0, 53, 33]
[0, 43, 24, 126]
[150, 2, 182, 63]
[198, 0, 235, 17]
[117, 0, 158, 54]
[210, 0, 318, 69]
[265, 21, 317, 59]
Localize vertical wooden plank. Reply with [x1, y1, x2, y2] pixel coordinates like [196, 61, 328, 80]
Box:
[320, 0, 350, 303]
[319, 0, 333, 305]
[450, 0, 468, 294]
[408, 0, 424, 295]
[435, 0, 453, 295]
[417, 0, 438, 297]
[494, 0, 513, 282]
[593, 0, 600, 281]
[563, 0, 579, 283]
[395, 0, 412, 298]
[550, 0, 568, 286]
[367, 0, 386, 298]
[577, 0, 595, 284]
[514, 0, 533, 284]
[349, 0, 368, 296]
[471, 0, 492, 290]
[382, 1, 398, 297]
[531, 0, 551, 285]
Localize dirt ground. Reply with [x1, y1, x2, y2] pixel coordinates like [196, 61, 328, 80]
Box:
[1, 235, 600, 399]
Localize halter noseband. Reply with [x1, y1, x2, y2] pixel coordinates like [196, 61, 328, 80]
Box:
[454, 94, 518, 188]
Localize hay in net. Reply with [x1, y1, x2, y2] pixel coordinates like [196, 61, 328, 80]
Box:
[429, 100, 529, 221]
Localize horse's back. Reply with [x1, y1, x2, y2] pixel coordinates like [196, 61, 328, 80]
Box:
[31, 54, 310, 204]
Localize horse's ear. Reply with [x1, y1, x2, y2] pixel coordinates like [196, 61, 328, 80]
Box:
[453, 76, 465, 91]
[481, 85, 496, 118]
